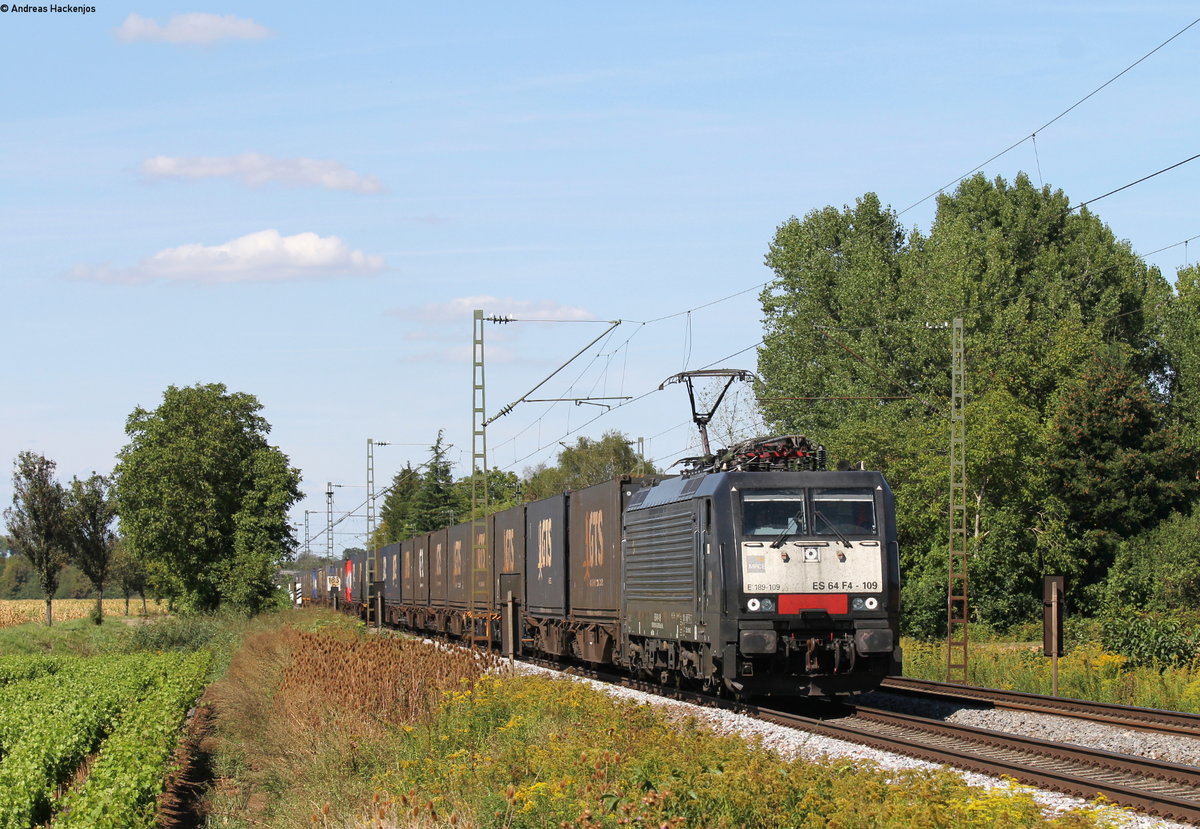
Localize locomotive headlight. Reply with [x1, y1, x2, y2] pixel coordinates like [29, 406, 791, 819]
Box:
[761, 598, 775, 612]
[864, 597, 879, 610]
[851, 598, 865, 611]
[747, 598, 761, 612]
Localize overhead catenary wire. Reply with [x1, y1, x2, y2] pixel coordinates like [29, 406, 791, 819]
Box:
[898, 14, 1200, 217]
[1070, 151, 1200, 211]
[485, 280, 770, 463]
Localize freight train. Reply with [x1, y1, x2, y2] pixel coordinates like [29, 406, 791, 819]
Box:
[302, 436, 901, 698]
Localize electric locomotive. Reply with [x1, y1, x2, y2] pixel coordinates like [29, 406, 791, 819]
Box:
[619, 435, 901, 697]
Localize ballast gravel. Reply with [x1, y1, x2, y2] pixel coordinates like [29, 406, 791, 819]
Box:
[513, 663, 1195, 829]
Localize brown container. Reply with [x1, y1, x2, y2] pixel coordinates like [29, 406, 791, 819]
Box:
[471, 522, 492, 612]
[525, 494, 567, 618]
[413, 535, 430, 606]
[401, 538, 415, 604]
[568, 477, 657, 623]
[448, 522, 471, 609]
[429, 528, 448, 607]
[379, 542, 400, 604]
[491, 504, 525, 606]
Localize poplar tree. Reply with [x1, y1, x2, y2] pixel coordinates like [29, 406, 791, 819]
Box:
[64, 473, 118, 622]
[3, 452, 68, 625]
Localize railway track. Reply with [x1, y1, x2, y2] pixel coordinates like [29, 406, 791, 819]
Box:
[880, 676, 1200, 739]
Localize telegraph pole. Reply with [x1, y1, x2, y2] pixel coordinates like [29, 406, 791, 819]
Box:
[947, 317, 969, 683]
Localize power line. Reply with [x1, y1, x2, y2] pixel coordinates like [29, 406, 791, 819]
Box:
[1143, 231, 1200, 260]
[485, 281, 769, 463]
[1070, 151, 1200, 211]
[898, 14, 1200, 216]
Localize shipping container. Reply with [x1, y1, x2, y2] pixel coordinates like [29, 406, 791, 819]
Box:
[400, 538, 415, 604]
[525, 494, 567, 618]
[471, 522, 491, 612]
[429, 528, 448, 607]
[491, 504, 525, 607]
[378, 542, 400, 604]
[414, 534, 430, 607]
[569, 478, 657, 623]
[448, 522, 471, 609]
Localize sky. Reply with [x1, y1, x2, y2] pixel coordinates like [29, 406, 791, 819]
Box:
[2, 2, 1198, 557]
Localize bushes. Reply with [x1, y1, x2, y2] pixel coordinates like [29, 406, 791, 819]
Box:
[122, 612, 236, 654]
[1100, 613, 1200, 670]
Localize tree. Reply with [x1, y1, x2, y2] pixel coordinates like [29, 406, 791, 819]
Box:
[455, 468, 523, 521]
[3, 452, 68, 625]
[114, 383, 303, 612]
[523, 430, 657, 501]
[410, 432, 465, 533]
[0, 553, 32, 600]
[757, 174, 1176, 632]
[1041, 351, 1198, 601]
[372, 462, 422, 548]
[64, 473, 117, 622]
[1161, 265, 1200, 454]
[109, 539, 149, 616]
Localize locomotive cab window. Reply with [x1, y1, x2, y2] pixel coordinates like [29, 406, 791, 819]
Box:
[741, 489, 806, 538]
[812, 488, 876, 536]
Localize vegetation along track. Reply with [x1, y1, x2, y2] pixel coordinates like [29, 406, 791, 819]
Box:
[881, 676, 1200, 738]
[522, 656, 1200, 822]
[752, 701, 1200, 824]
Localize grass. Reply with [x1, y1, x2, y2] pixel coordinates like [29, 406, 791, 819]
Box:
[202, 610, 1117, 829]
[0, 616, 133, 656]
[902, 638, 1200, 712]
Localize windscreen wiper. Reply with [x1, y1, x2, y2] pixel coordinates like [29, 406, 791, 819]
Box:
[814, 509, 852, 548]
[769, 509, 805, 549]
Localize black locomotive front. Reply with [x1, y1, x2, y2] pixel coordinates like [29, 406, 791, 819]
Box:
[623, 465, 901, 698]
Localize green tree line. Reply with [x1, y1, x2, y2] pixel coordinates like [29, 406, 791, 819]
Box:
[5, 382, 302, 621]
[756, 172, 1200, 635]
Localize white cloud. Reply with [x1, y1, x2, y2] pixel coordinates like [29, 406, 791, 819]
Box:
[115, 13, 272, 45]
[142, 154, 384, 194]
[71, 229, 384, 285]
[394, 296, 595, 323]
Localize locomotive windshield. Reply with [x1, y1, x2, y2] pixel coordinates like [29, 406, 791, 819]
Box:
[741, 489, 806, 538]
[812, 488, 877, 536]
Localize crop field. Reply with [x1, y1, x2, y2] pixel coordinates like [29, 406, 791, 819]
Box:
[0, 599, 167, 629]
[0, 648, 210, 828]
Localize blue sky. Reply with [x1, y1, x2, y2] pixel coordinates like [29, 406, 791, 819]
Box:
[2, 3, 1198, 555]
